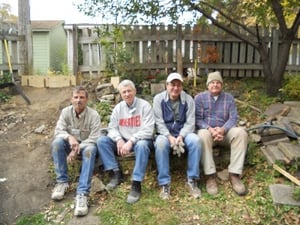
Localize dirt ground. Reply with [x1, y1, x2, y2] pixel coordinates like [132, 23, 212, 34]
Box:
[0, 86, 75, 225]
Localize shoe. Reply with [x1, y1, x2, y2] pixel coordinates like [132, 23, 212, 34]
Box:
[159, 184, 170, 200]
[106, 169, 124, 190]
[51, 183, 69, 200]
[229, 173, 247, 196]
[126, 181, 141, 204]
[74, 194, 88, 216]
[186, 179, 201, 198]
[206, 174, 218, 195]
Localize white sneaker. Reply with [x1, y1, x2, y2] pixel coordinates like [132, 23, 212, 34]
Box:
[74, 194, 88, 216]
[51, 183, 69, 200]
[159, 184, 170, 200]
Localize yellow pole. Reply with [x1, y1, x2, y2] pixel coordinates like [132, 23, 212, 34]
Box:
[193, 59, 197, 88]
[4, 39, 13, 74]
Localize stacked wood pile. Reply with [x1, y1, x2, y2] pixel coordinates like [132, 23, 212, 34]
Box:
[248, 102, 300, 166]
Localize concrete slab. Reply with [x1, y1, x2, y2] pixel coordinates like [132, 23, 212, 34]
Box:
[67, 209, 100, 225]
[264, 103, 287, 117]
[67, 206, 101, 225]
[269, 184, 300, 206]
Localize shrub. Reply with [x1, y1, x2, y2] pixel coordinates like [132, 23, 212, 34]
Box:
[280, 74, 300, 100]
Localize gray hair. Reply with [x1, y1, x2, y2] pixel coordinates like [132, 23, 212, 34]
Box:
[117, 80, 136, 92]
[72, 86, 88, 98]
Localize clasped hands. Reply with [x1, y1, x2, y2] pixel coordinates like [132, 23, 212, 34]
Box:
[117, 139, 133, 157]
[169, 135, 185, 157]
[208, 127, 225, 141]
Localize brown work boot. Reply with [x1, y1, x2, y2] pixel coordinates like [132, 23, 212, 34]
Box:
[206, 174, 218, 195]
[229, 173, 247, 196]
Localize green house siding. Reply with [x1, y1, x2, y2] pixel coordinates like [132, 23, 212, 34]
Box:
[33, 32, 50, 74]
[31, 21, 67, 75]
[49, 26, 67, 73]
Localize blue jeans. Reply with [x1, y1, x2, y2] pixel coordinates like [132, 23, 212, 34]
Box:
[154, 133, 202, 186]
[51, 137, 97, 195]
[97, 136, 153, 182]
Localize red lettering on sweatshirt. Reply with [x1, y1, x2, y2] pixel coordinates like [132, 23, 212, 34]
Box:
[119, 115, 141, 127]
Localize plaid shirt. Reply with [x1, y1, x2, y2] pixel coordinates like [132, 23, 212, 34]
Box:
[194, 90, 238, 133]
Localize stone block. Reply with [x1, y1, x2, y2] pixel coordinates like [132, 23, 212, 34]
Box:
[269, 184, 300, 206]
[110, 76, 120, 89]
[151, 83, 165, 95]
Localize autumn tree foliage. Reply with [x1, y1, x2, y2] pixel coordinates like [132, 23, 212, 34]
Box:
[77, 0, 300, 96]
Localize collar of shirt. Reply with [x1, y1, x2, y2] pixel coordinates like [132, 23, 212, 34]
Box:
[72, 107, 87, 119]
[127, 97, 137, 114]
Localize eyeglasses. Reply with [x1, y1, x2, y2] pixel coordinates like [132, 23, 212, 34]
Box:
[168, 82, 182, 88]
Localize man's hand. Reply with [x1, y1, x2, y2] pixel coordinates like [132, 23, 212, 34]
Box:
[168, 135, 177, 146]
[170, 135, 185, 157]
[208, 127, 224, 141]
[67, 150, 76, 163]
[68, 135, 80, 154]
[117, 139, 133, 157]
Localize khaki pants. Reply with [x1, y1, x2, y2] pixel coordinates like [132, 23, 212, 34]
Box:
[198, 127, 248, 175]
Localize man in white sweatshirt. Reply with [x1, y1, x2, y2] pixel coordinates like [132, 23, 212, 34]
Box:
[97, 80, 155, 204]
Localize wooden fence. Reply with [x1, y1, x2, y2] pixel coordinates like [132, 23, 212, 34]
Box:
[74, 24, 300, 78]
[0, 23, 20, 73]
[1, 23, 300, 80]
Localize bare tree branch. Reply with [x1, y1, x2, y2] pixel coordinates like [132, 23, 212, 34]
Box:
[270, 0, 288, 34]
[189, 1, 260, 49]
[291, 8, 300, 34]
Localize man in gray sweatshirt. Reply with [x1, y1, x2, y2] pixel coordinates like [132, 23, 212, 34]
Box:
[97, 80, 154, 204]
[51, 86, 101, 216]
[153, 72, 202, 200]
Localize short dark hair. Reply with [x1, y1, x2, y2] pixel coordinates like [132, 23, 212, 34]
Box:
[72, 86, 88, 98]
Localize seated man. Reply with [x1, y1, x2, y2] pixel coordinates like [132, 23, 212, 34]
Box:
[153, 72, 202, 200]
[97, 79, 154, 204]
[194, 71, 248, 196]
[51, 86, 101, 216]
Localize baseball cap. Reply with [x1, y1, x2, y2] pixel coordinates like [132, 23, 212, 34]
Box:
[166, 72, 183, 83]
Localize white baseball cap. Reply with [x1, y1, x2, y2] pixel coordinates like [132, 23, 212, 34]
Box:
[166, 72, 183, 83]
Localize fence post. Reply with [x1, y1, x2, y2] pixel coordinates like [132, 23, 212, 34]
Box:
[18, 0, 32, 75]
[72, 25, 78, 83]
[176, 24, 183, 75]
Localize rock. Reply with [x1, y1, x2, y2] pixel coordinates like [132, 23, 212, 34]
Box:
[95, 83, 115, 100]
[34, 125, 46, 134]
[269, 184, 300, 206]
[90, 176, 106, 193]
[217, 169, 229, 181]
[100, 94, 115, 102]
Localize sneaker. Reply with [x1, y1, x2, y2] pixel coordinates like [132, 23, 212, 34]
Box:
[126, 181, 141, 204]
[51, 183, 69, 200]
[186, 179, 201, 198]
[206, 174, 218, 195]
[74, 194, 88, 216]
[159, 184, 170, 200]
[229, 173, 247, 196]
[106, 169, 124, 190]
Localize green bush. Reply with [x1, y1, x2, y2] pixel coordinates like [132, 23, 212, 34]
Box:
[280, 74, 300, 100]
[94, 101, 113, 127]
[0, 72, 12, 102]
[0, 92, 11, 102]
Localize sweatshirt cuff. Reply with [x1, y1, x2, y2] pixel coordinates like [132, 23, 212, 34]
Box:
[129, 137, 137, 144]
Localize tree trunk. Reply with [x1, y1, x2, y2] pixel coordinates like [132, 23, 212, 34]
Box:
[260, 34, 294, 97]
